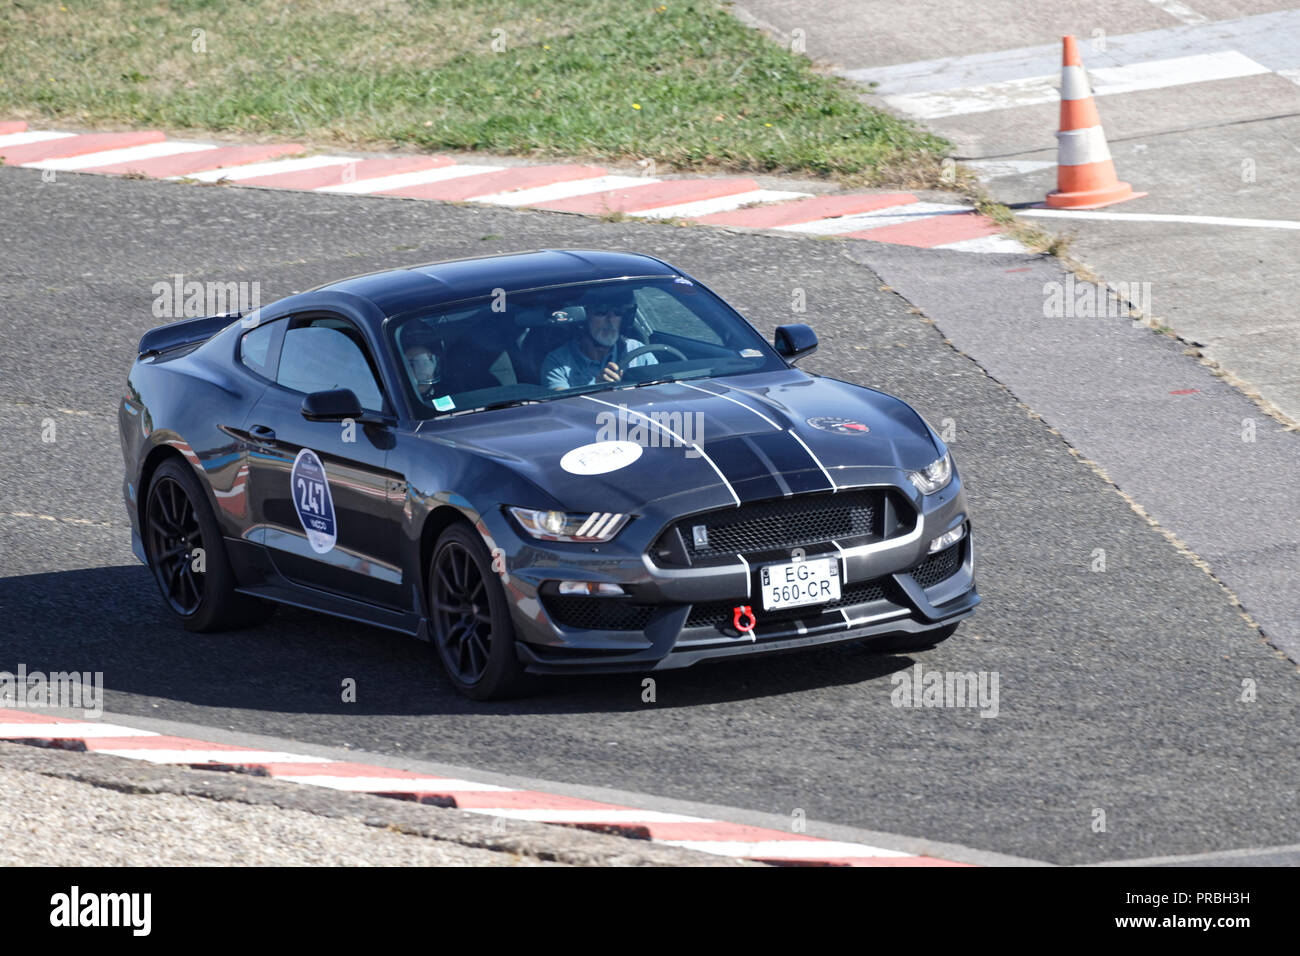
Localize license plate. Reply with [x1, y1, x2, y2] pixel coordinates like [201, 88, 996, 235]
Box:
[759, 557, 841, 611]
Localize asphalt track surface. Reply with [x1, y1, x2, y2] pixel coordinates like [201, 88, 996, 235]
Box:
[1, 167, 1296, 865]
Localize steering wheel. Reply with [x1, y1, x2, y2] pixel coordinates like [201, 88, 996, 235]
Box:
[619, 343, 688, 364]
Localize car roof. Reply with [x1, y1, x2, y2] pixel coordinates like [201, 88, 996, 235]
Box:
[309, 249, 679, 317]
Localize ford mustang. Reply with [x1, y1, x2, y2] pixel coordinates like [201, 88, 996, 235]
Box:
[118, 249, 979, 698]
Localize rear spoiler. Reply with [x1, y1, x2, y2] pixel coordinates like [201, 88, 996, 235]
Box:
[137, 312, 243, 358]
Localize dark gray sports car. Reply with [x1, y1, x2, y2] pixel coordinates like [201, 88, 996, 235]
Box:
[118, 249, 978, 698]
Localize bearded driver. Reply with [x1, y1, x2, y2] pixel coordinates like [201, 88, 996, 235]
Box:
[542, 285, 657, 390]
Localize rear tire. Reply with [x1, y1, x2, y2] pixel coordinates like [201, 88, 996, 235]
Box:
[143, 458, 275, 632]
[427, 523, 533, 700]
[870, 622, 960, 654]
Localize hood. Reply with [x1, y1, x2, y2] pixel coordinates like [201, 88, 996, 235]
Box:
[417, 369, 940, 516]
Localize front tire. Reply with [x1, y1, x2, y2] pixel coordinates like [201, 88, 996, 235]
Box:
[427, 523, 532, 700]
[143, 458, 273, 632]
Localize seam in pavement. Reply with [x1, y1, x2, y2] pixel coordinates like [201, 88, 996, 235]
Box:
[840, 248, 1293, 668]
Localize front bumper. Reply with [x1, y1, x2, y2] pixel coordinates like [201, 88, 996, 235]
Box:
[489, 475, 980, 675]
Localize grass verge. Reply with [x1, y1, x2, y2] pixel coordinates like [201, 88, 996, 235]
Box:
[0, 0, 948, 182]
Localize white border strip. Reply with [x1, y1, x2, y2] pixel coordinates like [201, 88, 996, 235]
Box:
[182, 155, 355, 183]
[1018, 208, 1300, 229]
[630, 189, 813, 220]
[0, 131, 74, 149]
[317, 164, 503, 194]
[471, 175, 652, 205]
[777, 202, 970, 235]
[0, 722, 157, 738]
[27, 141, 214, 171]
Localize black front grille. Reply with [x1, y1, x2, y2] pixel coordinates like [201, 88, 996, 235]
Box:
[656, 489, 897, 564]
[686, 576, 889, 630]
[544, 596, 655, 631]
[910, 541, 963, 588]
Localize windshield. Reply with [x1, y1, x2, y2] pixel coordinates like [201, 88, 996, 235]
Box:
[386, 276, 785, 418]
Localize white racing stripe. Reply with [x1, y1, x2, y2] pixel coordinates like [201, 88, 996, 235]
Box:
[27, 141, 214, 171]
[0, 130, 74, 148]
[776, 202, 971, 235]
[0, 722, 157, 738]
[884, 50, 1272, 118]
[786, 429, 837, 490]
[463, 808, 710, 823]
[629, 189, 813, 220]
[274, 775, 515, 792]
[1018, 208, 1300, 229]
[470, 174, 652, 205]
[663, 839, 912, 859]
[182, 155, 355, 182]
[95, 749, 332, 764]
[579, 395, 741, 507]
[317, 164, 503, 194]
[679, 382, 781, 430]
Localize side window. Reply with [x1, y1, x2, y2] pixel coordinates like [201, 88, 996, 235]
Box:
[635, 287, 724, 345]
[276, 321, 385, 412]
[239, 320, 282, 379]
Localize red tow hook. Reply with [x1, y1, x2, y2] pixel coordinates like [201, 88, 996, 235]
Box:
[733, 604, 756, 635]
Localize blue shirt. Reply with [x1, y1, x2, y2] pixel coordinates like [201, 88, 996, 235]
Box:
[542, 337, 658, 390]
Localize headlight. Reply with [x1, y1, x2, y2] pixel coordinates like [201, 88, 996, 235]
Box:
[907, 452, 953, 495]
[508, 507, 630, 543]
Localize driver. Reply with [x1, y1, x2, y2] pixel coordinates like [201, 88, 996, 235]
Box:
[401, 329, 442, 403]
[542, 285, 657, 390]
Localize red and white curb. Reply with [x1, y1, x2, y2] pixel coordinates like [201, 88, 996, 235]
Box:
[0, 122, 1025, 254]
[0, 708, 965, 866]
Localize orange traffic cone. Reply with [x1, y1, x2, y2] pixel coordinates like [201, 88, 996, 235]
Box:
[1046, 36, 1145, 209]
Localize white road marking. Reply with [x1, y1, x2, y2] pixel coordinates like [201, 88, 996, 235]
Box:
[181, 155, 355, 182]
[1144, 0, 1209, 27]
[95, 749, 333, 764]
[0, 723, 157, 738]
[936, 235, 1029, 254]
[316, 164, 503, 194]
[1278, 69, 1300, 87]
[776, 202, 971, 235]
[0, 130, 74, 148]
[962, 159, 1056, 180]
[463, 808, 710, 823]
[471, 174, 652, 205]
[1018, 208, 1300, 230]
[26, 141, 214, 171]
[630, 189, 813, 219]
[662, 839, 912, 859]
[274, 775, 515, 792]
[844, 10, 1300, 95]
[884, 51, 1272, 118]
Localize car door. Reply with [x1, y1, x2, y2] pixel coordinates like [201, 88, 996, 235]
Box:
[242, 312, 407, 609]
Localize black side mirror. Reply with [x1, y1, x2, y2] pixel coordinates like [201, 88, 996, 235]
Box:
[301, 388, 363, 422]
[774, 324, 818, 363]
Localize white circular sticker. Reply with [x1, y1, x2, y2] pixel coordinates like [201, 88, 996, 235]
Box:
[560, 440, 643, 476]
[290, 448, 338, 554]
